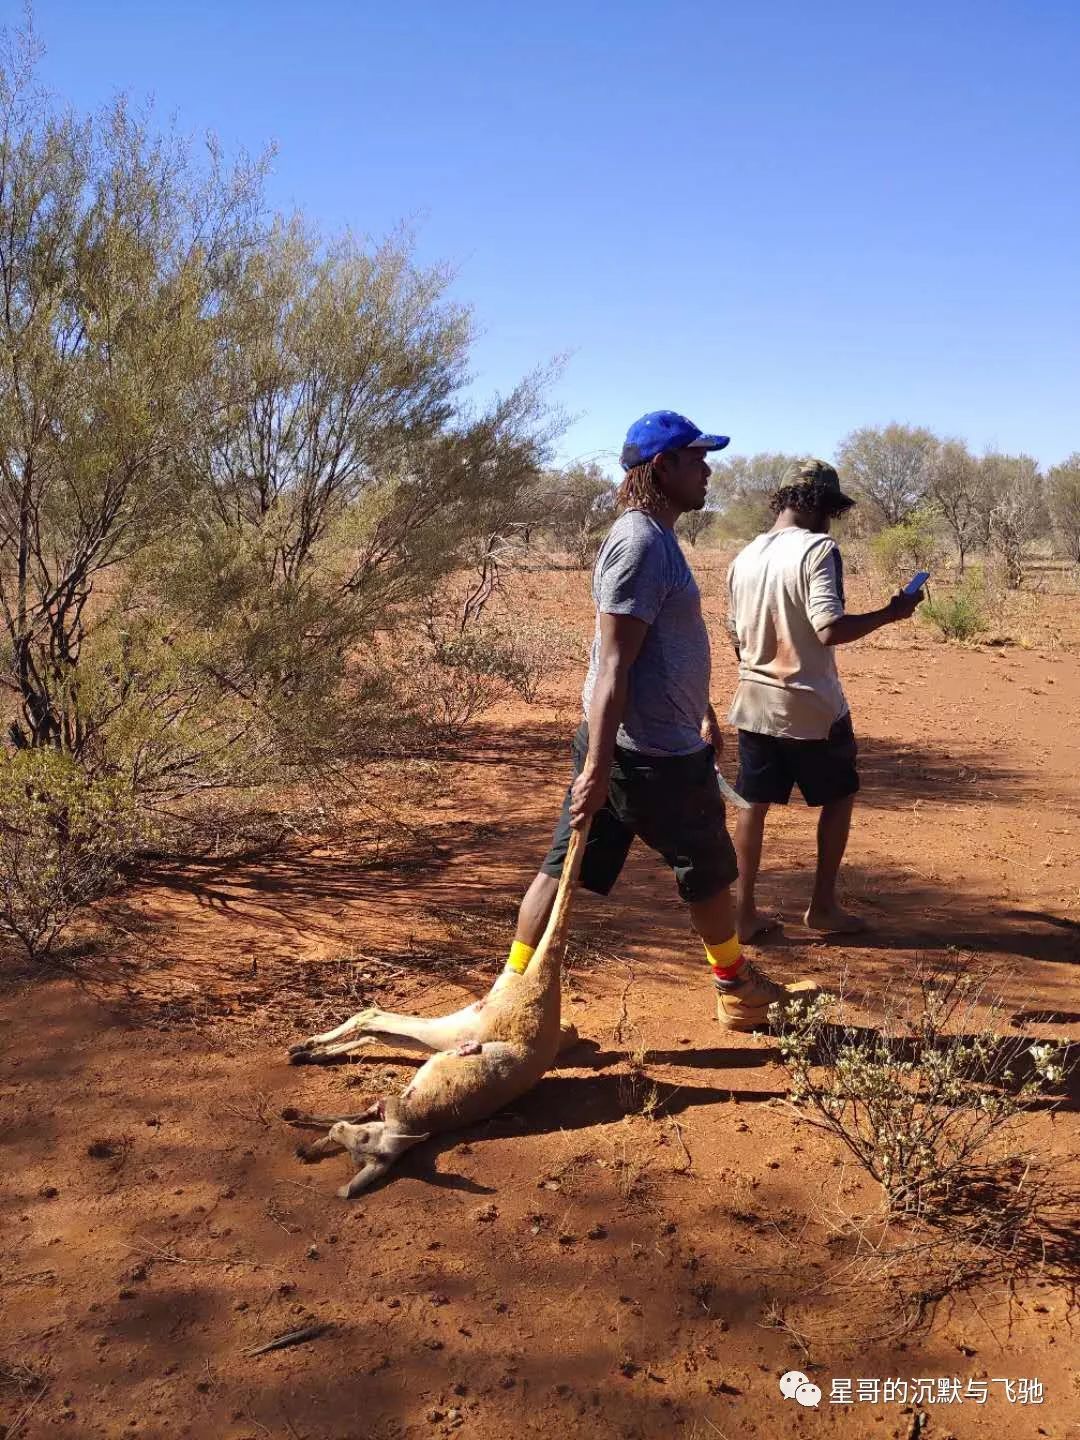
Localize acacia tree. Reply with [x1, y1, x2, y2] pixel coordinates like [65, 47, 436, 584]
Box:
[0, 36, 558, 954]
[0, 48, 264, 759]
[540, 461, 617, 568]
[1046, 455, 1080, 565]
[676, 505, 714, 547]
[709, 452, 799, 538]
[923, 439, 980, 573]
[984, 454, 1047, 589]
[969, 450, 1046, 558]
[0, 29, 554, 845]
[836, 424, 938, 527]
[105, 232, 554, 793]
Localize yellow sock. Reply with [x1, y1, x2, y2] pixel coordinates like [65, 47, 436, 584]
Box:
[505, 940, 535, 975]
[703, 934, 743, 981]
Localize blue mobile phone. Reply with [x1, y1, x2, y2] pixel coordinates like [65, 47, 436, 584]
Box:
[903, 571, 931, 595]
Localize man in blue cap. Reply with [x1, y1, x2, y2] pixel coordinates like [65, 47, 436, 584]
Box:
[503, 412, 819, 1031]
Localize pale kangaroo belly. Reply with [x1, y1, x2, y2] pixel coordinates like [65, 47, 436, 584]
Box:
[481, 988, 560, 1048]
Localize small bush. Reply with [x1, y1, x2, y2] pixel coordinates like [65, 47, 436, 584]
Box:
[869, 511, 942, 585]
[402, 599, 572, 740]
[413, 630, 510, 737]
[485, 616, 572, 703]
[712, 493, 773, 543]
[0, 750, 140, 960]
[921, 583, 988, 641]
[771, 965, 1067, 1218]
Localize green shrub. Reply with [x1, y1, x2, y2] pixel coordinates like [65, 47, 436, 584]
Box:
[921, 583, 987, 641]
[0, 750, 141, 960]
[0, 43, 554, 956]
[712, 494, 774, 543]
[869, 510, 942, 584]
[482, 615, 575, 704]
[408, 613, 571, 737]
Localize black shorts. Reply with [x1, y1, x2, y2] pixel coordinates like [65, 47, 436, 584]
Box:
[540, 722, 739, 903]
[736, 713, 860, 808]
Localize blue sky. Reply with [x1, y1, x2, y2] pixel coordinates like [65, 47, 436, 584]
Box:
[26, 0, 1080, 471]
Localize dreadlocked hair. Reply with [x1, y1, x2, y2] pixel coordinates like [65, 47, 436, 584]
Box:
[769, 478, 853, 519]
[617, 459, 666, 514]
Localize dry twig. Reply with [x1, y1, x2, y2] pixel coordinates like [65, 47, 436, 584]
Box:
[244, 1322, 334, 1357]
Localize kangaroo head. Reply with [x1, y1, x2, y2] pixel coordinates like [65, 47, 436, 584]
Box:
[330, 1120, 381, 1155]
[331, 1117, 428, 1158]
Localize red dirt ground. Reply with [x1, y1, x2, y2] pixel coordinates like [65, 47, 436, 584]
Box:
[2, 557, 1079, 1440]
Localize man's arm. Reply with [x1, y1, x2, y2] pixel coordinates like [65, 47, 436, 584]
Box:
[701, 702, 725, 758]
[569, 613, 649, 828]
[817, 589, 923, 647]
[726, 561, 741, 659]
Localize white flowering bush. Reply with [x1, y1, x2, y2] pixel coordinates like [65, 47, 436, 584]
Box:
[772, 966, 1069, 1217]
[1026, 1041, 1067, 1087]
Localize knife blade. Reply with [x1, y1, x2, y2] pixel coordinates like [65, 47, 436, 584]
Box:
[716, 770, 751, 811]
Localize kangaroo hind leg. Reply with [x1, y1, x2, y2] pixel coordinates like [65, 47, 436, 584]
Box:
[290, 1000, 489, 1064]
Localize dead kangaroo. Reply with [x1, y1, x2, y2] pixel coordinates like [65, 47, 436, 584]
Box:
[285, 825, 586, 1198]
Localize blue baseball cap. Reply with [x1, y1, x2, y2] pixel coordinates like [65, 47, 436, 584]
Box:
[619, 410, 730, 471]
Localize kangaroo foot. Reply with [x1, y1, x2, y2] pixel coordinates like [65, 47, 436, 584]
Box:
[290, 1035, 381, 1065]
[296, 1133, 345, 1164]
[282, 1103, 381, 1129]
[289, 1008, 385, 1058]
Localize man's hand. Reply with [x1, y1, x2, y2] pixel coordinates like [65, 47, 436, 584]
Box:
[569, 766, 608, 830]
[701, 704, 724, 760]
[887, 587, 924, 622]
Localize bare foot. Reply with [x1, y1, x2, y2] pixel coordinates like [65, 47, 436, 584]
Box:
[803, 905, 867, 935]
[736, 910, 784, 944]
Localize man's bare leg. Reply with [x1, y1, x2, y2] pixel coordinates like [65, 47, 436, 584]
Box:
[522, 875, 738, 957]
[804, 794, 865, 933]
[688, 886, 737, 948]
[733, 802, 782, 942]
[514, 870, 558, 948]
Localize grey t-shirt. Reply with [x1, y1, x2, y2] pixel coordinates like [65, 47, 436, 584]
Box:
[581, 510, 710, 756]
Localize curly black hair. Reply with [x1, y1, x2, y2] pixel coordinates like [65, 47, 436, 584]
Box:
[769, 478, 855, 519]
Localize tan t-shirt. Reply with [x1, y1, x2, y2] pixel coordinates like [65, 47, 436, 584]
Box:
[726, 526, 849, 740]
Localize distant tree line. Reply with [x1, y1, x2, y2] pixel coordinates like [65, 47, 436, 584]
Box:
[706, 424, 1080, 585]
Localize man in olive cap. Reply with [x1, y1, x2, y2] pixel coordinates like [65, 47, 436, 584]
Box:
[726, 459, 924, 940]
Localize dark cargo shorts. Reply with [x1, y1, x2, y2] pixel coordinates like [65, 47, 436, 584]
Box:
[540, 721, 739, 903]
[735, 712, 860, 807]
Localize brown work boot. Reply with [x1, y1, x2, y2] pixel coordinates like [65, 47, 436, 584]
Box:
[715, 959, 820, 1032]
